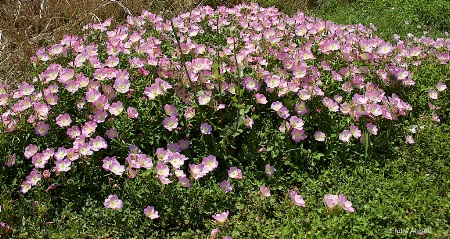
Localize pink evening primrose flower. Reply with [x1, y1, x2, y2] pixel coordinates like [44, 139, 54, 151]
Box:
[260, 186, 271, 197]
[436, 82, 447, 92]
[428, 89, 438, 100]
[366, 123, 378, 135]
[178, 176, 191, 188]
[144, 206, 159, 219]
[349, 124, 362, 138]
[163, 116, 178, 131]
[24, 144, 39, 159]
[290, 190, 306, 207]
[127, 106, 139, 119]
[219, 180, 233, 193]
[210, 228, 220, 239]
[212, 210, 229, 223]
[164, 104, 178, 117]
[114, 78, 130, 94]
[105, 127, 118, 139]
[104, 194, 123, 210]
[228, 166, 242, 180]
[291, 129, 307, 143]
[324, 194, 339, 210]
[201, 155, 218, 173]
[200, 122, 212, 135]
[339, 194, 355, 213]
[55, 159, 72, 172]
[314, 131, 326, 141]
[339, 130, 352, 142]
[255, 93, 268, 104]
[243, 115, 254, 129]
[21, 181, 32, 194]
[35, 122, 50, 136]
[56, 113, 72, 127]
[405, 135, 414, 144]
[264, 164, 276, 176]
[26, 169, 42, 186]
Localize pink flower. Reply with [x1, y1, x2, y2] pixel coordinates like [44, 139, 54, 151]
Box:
[436, 82, 447, 91]
[255, 93, 268, 104]
[26, 169, 42, 186]
[339, 194, 354, 213]
[260, 186, 271, 197]
[289, 116, 304, 130]
[428, 89, 438, 100]
[155, 162, 170, 177]
[163, 116, 178, 131]
[66, 126, 80, 139]
[109, 101, 124, 116]
[24, 144, 39, 159]
[81, 121, 97, 137]
[105, 127, 118, 139]
[90, 136, 107, 151]
[18, 82, 35, 96]
[198, 93, 211, 105]
[349, 125, 361, 138]
[164, 104, 178, 117]
[127, 106, 139, 119]
[219, 180, 233, 193]
[243, 115, 254, 129]
[168, 152, 187, 168]
[228, 166, 242, 179]
[5, 154, 16, 167]
[55, 159, 71, 172]
[189, 164, 205, 180]
[405, 135, 414, 144]
[85, 89, 101, 102]
[324, 194, 339, 209]
[264, 164, 276, 176]
[271, 101, 283, 111]
[210, 228, 220, 239]
[184, 107, 196, 120]
[110, 161, 125, 176]
[212, 211, 229, 223]
[200, 123, 212, 135]
[35, 122, 50, 136]
[21, 181, 32, 194]
[290, 190, 306, 207]
[339, 130, 352, 142]
[314, 131, 326, 141]
[144, 206, 159, 219]
[114, 78, 130, 94]
[178, 176, 191, 188]
[291, 129, 307, 143]
[102, 156, 115, 171]
[179, 139, 190, 150]
[366, 123, 378, 135]
[104, 194, 123, 210]
[201, 155, 218, 173]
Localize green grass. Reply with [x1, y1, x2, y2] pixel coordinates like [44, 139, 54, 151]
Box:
[307, 0, 450, 40]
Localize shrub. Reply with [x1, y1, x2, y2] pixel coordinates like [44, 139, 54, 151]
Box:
[0, 3, 448, 232]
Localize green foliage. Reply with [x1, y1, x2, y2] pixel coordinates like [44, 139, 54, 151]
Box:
[0, 1, 449, 238]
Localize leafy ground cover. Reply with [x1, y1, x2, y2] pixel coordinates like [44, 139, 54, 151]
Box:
[1, 1, 449, 238]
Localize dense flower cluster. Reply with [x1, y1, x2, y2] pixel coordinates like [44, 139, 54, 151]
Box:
[0, 3, 448, 224]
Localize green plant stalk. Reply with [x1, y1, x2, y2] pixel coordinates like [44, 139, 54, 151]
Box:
[365, 131, 369, 160]
[232, 36, 242, 132]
